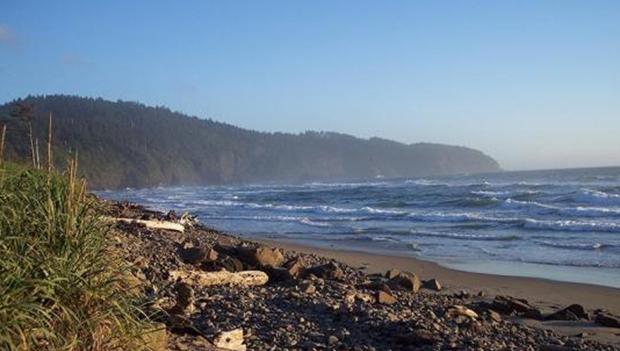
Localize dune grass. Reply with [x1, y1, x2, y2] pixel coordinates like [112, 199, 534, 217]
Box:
[0, 161, 153, 350]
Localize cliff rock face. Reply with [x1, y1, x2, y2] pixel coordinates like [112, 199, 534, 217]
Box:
[0, 95, 501, 189]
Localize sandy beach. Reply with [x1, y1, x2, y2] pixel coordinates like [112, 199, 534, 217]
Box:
[262, 239, 620, 315]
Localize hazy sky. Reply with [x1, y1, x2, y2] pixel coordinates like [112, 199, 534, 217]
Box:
[1, 1, 619, 170]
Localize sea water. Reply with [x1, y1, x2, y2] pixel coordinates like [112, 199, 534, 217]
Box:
[99, 166, 620, 288]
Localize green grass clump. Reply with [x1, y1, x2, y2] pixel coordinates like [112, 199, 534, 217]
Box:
[0, 162, 152, 350]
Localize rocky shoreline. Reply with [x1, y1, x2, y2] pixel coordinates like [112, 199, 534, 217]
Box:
[105, 202, 620, 350]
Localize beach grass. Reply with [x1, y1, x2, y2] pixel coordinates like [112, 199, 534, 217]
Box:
[0, 161, 153, 350]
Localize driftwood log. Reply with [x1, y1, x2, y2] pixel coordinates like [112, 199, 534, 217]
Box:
[108, 217, 185, 233]
[169, 269, 269, 287]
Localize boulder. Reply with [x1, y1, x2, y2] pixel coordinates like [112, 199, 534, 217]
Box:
[376, 291, 397, 305]
[236, 245, 285, 268]
[305, 262, 345, 281]
[390, 271, 421, 292]
[213, 328, 246, 351]
[422, 278, 442, 291]
[595, 313, 620, 328]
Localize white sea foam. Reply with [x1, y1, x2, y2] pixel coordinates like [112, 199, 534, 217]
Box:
[574, 189, 620, 206]
[523, 219, 620, 233]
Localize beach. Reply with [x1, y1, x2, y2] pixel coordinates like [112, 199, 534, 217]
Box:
[263, 239, 620, 315]
[100, 201, 620, 349]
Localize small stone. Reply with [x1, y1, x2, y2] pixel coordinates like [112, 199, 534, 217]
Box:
[488, 310, 502, 323]
[206, 248, 219, 261]
[328, 335, 339, 346]
[300, 281, 316, 294]
[376, 291, 397, 305]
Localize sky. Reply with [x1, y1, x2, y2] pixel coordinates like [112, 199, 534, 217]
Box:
[1, 1, 619, 170]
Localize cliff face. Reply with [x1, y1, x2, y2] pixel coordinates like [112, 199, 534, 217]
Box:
[0, 95, 500, 189]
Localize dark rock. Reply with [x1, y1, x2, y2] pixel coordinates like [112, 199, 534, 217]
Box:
[283, 257, 306, 278]
[178, 245, 207, 264]
[376, 291, 397, 305]
[265, 266, 294, 282]
[364, 281, 392, 293]
[492, 295, 542, 320]
[595, 313, 620, 328]
[305, 262, 344, 280]
[422, 278, 442, 291]
[546, 309, 579, 321]
[203, 253, 245, 272]
[565, 304, 589, 320]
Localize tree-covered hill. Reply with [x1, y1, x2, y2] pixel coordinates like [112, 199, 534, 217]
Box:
[0, 95, 501, 189]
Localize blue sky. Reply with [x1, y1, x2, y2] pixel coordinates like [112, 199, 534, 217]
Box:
[1, 1, 619, 170]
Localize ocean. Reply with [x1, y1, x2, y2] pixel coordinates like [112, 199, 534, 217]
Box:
[98, 166, 620, 288]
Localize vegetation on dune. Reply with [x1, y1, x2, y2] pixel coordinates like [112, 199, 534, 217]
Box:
[0, 95, 501, 189]
[0, 160, 154, 350]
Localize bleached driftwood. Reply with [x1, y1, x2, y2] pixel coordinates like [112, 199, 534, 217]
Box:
[110, 217, 185, 233]
[213, 328, 246, 351]
[447, 305, 479, 319]
[169, 269, 269, 287]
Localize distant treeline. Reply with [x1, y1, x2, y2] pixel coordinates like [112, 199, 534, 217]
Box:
[0, 95, 500, 189]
